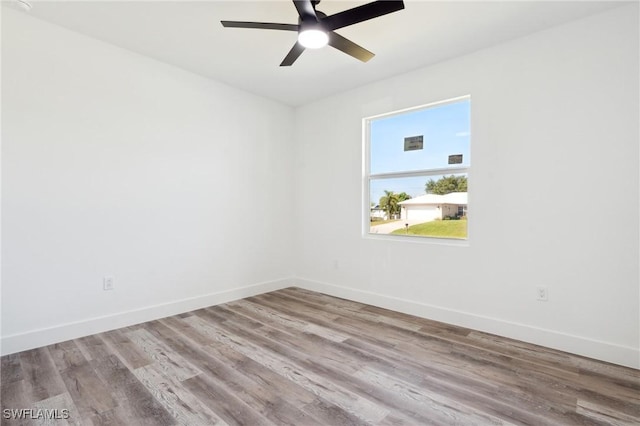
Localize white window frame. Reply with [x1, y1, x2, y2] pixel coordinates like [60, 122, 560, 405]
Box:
[362, 95, 471, 245]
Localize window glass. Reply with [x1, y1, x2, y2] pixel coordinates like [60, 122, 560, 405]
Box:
[369, 174, 468, 239]
[366, 97, 470, 240]
[370, 100, 470, 174]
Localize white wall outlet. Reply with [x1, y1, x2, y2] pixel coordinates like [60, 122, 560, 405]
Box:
[103, 276, 114, 291]
[536, 286, 548, 301]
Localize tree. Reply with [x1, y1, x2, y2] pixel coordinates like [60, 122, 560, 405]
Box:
[379, 191, 411, 219]
[379, 190, 397, 220]
[396, 192, 411, 202]
[425, 175, 467, 195]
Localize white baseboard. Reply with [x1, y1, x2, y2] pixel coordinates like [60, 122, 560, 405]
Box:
[1, 278, 292, 356]
[294, 277, 640, 369]
[4, 276, 637, 369]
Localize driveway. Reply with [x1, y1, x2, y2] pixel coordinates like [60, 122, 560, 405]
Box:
[369, 219, 427, 235]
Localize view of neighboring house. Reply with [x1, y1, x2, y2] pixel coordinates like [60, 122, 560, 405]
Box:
[399, 192, 467, 222]
[370, 205, 388, 220]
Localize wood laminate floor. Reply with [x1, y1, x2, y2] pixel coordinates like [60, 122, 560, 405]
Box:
[1, 287, 639, 425]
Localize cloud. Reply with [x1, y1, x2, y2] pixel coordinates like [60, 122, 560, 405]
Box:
[455, 131, 470, 137]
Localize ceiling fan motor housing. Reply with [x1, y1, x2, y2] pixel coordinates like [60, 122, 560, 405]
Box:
[298, 10, 327, 31]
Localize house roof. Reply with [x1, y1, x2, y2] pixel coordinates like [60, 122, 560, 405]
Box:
[399, 192, 468, 206]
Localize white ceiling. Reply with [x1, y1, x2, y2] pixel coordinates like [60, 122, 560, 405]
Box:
[4, 0, 627, 106]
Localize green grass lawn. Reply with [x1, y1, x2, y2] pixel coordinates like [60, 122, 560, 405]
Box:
[391, 220, 467, 239]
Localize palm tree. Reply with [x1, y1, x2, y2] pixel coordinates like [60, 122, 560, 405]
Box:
[379, 190, 396, 220]
[379, 190, 411, 220]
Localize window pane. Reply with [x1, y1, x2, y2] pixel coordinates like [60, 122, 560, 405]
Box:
[370, 99, 470, 174]
[369, 174, 467, 239]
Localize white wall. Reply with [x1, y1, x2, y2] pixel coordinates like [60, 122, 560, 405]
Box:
[293, 5, 639, 368]
[1, 8, 294, 353]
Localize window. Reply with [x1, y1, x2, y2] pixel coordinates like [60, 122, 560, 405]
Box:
[364, 96, 470, 240]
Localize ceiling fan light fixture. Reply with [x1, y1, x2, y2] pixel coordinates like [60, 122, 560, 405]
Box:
[298, 28, 328, 49]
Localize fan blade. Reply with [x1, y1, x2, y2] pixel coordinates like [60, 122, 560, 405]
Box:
[328, 32, 374, 62]
[323, 1, 404, 31]
[280, 42, 306, 66]
[221, 21, 299, 31]
[293, 0, 318, 21]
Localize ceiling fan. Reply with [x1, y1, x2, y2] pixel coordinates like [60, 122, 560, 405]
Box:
[221, 0, 405, 66]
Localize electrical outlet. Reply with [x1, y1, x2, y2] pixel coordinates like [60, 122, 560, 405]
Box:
[536, 286, 548, 301]
[103, 277, 114, 291]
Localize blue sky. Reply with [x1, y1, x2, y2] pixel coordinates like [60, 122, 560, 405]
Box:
[369, 99, 470, 205]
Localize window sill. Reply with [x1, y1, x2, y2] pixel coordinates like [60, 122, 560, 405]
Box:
[363, 232, 470, 247]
